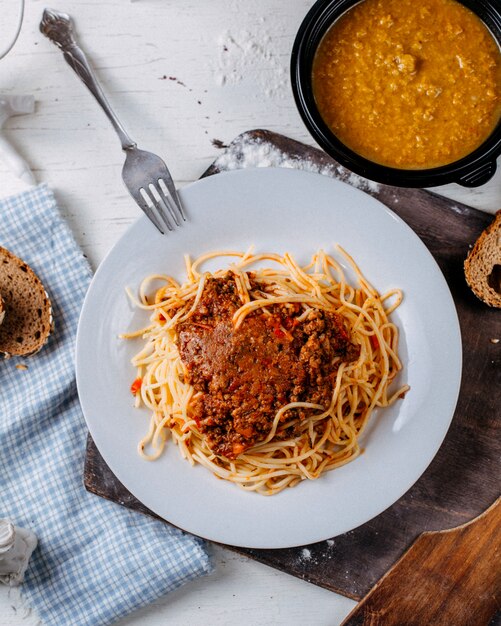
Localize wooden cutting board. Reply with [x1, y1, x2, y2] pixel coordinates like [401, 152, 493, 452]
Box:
[84, 129, 501, 605]
[341, 498, 501, 626]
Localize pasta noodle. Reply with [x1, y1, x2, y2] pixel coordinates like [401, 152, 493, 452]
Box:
[121, 247, 409, 495]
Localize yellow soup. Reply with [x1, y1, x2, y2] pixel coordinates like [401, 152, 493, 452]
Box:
[312, 0, 501, 169]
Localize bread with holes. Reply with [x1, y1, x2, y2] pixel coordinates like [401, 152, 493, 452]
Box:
[464, 211, 501, 308]
[0, 247, 53, 357]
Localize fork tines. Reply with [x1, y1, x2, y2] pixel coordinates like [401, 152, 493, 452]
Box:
[137, 180, 185, 234]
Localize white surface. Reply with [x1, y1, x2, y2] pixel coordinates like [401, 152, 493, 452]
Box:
[77, 167, 461, 548]
[0, 0, 498, 624]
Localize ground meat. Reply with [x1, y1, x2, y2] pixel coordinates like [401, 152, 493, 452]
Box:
[175, 275, 359, 459]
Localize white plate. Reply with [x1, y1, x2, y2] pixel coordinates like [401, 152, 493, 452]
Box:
[76, 168, 462, 549]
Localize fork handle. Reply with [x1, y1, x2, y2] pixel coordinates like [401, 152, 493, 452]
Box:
[40, 8, 136, 152]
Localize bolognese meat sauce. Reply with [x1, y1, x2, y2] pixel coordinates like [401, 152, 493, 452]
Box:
[175, 275, 359, 459]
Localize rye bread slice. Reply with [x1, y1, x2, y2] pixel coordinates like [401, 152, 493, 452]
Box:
[464, 211, 501, 309]
[0, 247, 53, 357]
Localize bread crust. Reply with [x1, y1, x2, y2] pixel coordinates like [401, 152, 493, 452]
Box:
[0, 247, 53, 357]
[464, 211, 501, 308]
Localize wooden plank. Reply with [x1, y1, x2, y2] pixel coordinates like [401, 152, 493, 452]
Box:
[341, 499, 501, 626]
[84, 130, 501, 601]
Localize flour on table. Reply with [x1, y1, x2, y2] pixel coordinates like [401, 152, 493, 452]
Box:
[214, 136, 335, 176]
[213, 20, 289, 98]
[346, 171, 380, 193]
[295, 545, 334, 567]
[301, 548, 312, 561]
[213, 133, 381, 194]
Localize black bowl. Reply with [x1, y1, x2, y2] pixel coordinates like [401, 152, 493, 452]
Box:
[291, 0, 501, 188]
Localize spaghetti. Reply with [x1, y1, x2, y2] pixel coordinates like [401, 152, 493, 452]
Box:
[122, 248, 409, 495]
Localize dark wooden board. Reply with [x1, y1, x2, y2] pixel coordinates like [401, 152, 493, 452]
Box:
[84, 130, 501, 602]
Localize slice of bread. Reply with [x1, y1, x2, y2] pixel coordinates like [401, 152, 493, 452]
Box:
[0, 247, 53, 357]
[464, 211, 501, 308]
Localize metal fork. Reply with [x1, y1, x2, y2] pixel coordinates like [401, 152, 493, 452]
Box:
[40, 8, 185, 234]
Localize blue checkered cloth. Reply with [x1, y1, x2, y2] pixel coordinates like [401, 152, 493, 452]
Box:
[0, 184, 212, 626]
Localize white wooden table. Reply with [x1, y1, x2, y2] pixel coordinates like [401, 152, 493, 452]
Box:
[0, 1, 499, 624]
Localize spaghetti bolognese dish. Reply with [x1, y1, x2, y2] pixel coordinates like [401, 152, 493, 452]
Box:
[122, 247, 409, 495]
